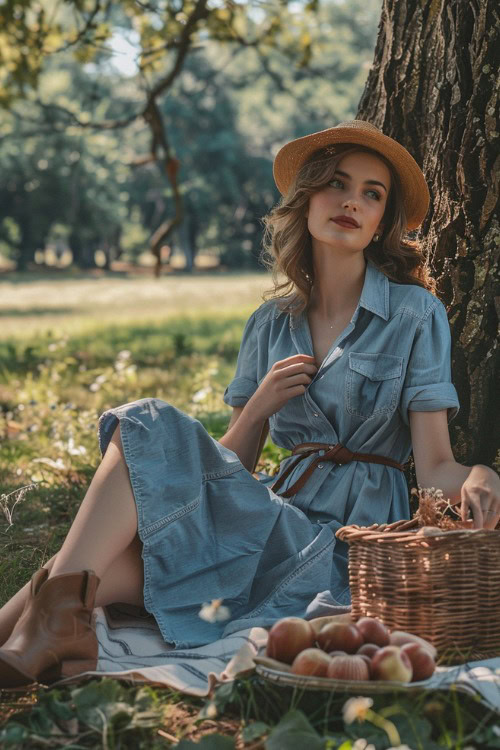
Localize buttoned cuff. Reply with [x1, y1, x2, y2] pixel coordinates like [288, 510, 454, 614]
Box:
[400, 382, 460, 427]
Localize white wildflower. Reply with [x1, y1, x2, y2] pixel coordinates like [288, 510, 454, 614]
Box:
[66, 437, 87, 456]
[192, 387, 212, 403]
[342, 696, 373, 724]
[95, 374, 107, 384]
[89, 383, 100, 392]
[387, 746, 415, 750]
[352, 740, 375, 750]
[32, 457, 66, 470]
[117, 350, 131, 360]
[198, 599, 231, 623]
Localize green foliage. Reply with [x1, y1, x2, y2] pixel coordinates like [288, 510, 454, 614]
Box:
[177, 735, 235, 749]
[0, 0, 382, 271]
[0, 282, 498, 750]
[265, 709, 327, 749]
[0, 679, 164, 748]
[203, 675, 500, 749]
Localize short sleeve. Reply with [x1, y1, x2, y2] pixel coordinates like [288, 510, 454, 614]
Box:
[399, 301, 460, 427]
[223, 310, 259, 407]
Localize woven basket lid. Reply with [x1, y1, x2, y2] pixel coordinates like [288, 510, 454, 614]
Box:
[273, 120, 430, 230]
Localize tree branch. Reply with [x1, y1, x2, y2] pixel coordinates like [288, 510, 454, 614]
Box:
[49, 0, 105, 55]
[148, 0, 211, 100]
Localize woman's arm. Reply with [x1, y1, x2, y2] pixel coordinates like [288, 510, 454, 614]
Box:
[220, 353, 317, 473]
[409, 409, 500, 529]
[219, 407, 269, 473]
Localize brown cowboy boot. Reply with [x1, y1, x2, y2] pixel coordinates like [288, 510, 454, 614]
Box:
[0, 568, 100, 688]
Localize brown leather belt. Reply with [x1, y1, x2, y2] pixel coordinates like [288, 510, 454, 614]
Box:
[271, 442, 405, 498]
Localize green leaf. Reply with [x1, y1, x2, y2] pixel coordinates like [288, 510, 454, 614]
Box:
[0, 723, 30, 746]
[242, 720, 270, 742]
[265, 709, 326, 750]
[176, 735, 236, 749]
[41, 690, 74, 722]
[72, 678, 124, 712]
[391, 713, 433, 744]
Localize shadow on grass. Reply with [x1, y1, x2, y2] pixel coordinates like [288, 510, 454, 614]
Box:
[0, 308, 74, 317]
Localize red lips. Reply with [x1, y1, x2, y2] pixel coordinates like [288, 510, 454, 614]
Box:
[331, 215, 360, 228]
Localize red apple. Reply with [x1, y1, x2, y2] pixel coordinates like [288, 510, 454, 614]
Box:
[389, 630, 437, 660]
[401, 643, 436, 681]
[327, 655, 370, 681]
[266, 617, 315, 664]
[357, 654, 373, 678]
[317, 623, 364, 654]
[356, 617, 390, 646]
[357, 643, 380, 659]
[371, 645, 413, 683]
[309, 614, 354, 635]
[291, 648, 332, 677]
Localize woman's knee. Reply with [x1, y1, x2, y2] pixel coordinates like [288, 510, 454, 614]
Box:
[108, 423, 125, 458]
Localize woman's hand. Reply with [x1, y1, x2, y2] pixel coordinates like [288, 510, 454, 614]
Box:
[460, 464, 500, 529]
[246, 354, 318, 423]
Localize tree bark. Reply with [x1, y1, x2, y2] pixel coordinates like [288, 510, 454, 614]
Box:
[357, 0, 499, 471]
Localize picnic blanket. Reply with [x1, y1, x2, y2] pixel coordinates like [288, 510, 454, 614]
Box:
[55, 601, 500, 713]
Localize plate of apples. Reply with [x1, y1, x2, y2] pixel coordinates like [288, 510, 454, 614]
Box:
[254, 615, 438, 693]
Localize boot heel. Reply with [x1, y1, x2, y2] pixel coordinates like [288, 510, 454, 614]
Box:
[39, 658, 97, 684]
[0, 569, 100, 689]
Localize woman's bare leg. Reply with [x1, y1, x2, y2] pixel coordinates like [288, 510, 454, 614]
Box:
[0, 423, 144, 645]
[49, 424, 140, 581]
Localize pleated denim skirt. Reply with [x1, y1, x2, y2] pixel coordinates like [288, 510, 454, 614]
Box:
[98, 397, 343, 648]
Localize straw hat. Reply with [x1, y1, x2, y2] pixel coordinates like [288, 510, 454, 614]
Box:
[273, 120, 430, 230]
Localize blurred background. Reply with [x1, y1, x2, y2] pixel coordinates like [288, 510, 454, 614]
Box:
[0, 0, 382, 275]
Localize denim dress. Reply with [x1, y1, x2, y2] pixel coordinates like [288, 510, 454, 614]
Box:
[98, 260, 460, 648]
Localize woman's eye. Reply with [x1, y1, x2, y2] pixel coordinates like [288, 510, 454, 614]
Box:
[328, 179, 381, 200]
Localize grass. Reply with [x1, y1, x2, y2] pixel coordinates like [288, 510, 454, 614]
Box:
[0, 271, 499, 748]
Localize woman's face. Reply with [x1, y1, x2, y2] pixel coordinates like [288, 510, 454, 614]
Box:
[306, 150, 391, 257]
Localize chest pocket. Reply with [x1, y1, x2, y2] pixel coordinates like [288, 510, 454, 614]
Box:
[346, 352, 403, 419]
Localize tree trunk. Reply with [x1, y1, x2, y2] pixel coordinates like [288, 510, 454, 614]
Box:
[357, 0, 499, 471]
[17, 225, 38, 271]
[178, 220, 196, 272]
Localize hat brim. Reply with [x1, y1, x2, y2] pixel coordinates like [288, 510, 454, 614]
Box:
[273, 124, 429, 230]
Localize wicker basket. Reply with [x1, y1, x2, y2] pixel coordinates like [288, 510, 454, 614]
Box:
[336, 518, 500, 665]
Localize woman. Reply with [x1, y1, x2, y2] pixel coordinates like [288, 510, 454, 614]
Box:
[1, 120, 499, 688]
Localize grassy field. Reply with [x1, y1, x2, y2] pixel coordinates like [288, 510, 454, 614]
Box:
[0, 271, 498, 749]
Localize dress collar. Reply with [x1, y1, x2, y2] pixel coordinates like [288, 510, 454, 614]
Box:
[289, 258, 390, 329]
[359, 259, 390, 321]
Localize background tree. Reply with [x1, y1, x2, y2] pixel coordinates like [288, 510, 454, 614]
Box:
[357, 0, 498, 469]
[0, 0, 382, 271]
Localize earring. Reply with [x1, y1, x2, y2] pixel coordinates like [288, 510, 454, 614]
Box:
[373, 234, 380, 242]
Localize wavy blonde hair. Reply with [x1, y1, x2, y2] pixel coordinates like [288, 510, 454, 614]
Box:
[260, 144, 436, 314]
